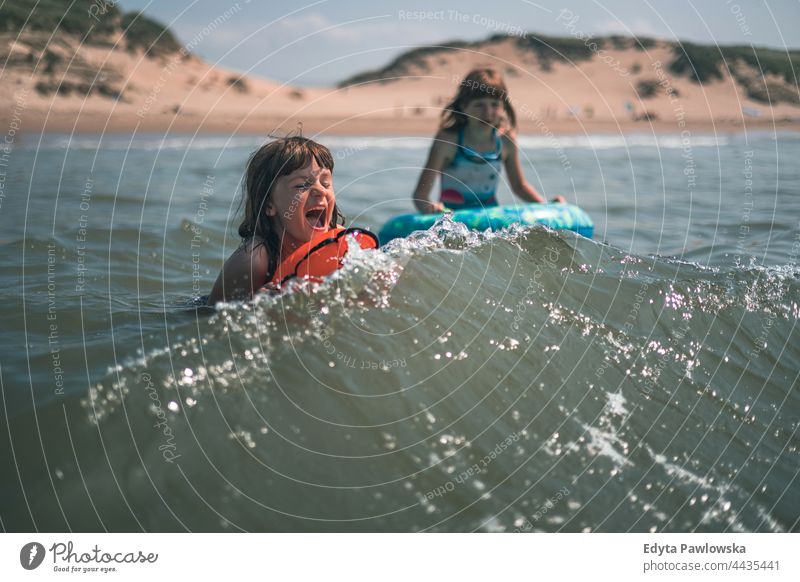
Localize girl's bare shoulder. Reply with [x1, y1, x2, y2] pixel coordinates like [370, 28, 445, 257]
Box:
[434, 129, 459, 150]
[207, 239, 271, 305]
[499, 127, 520, 158]
[229, 238, 270, 274]
[499, 126, 518, 142]
[431, 129, 458, 165]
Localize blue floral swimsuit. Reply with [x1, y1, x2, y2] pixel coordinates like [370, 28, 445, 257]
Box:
[440, 127, 503, 210]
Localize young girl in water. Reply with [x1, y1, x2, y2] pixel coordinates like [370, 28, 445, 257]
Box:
[413, 68, 564, 213]
[207, 137, 377, 304]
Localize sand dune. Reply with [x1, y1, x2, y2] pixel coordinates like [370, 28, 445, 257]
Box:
[2, 29, 799, 136]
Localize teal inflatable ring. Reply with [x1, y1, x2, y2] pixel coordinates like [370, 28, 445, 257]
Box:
[378, 202, 593, 244]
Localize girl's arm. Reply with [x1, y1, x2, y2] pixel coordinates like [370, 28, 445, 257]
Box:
[412, 132, 454, 213]
[206, 242, 269, 305]
[502, 131, 547, 203]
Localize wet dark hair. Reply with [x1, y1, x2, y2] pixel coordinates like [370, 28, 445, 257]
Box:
[237, 136, 345, 281]
[441, 68, 517, 131]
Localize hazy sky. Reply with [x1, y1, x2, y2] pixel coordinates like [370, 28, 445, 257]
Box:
[118, 0, 800, 86]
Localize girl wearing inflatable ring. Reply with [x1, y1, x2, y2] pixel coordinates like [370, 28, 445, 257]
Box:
[412, 68, 566, 214]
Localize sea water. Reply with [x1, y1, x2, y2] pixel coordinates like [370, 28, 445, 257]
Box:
[1, 131, 798, 531]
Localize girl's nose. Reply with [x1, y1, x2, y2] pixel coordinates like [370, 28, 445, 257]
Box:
[309, 181, 327, 196]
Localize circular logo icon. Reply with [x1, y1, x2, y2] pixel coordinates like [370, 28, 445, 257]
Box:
[20, 542, 46, 570]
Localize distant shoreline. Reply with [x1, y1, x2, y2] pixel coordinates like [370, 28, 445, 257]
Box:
[9, 114, 800, 137]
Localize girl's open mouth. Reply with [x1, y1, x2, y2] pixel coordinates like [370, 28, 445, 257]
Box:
[305, 207, 328, 230]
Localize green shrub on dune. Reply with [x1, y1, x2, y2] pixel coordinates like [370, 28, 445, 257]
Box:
[669, 42, 800, 103]
[0, 0, 182, 57]
[670, 42, 800, 85]
[121, 11, 181, 56]
[0, 0, 118, 37]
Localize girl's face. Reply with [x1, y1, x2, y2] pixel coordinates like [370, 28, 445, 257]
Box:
[267, 159, 335, 244]
[463, 97, 504, 127]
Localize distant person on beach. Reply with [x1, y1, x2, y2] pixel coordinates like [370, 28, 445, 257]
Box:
[207, 137, 377, 304]
[412, 68, 565, 214]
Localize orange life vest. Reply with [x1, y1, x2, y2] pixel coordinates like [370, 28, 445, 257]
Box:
[269, 227, 379, 286]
